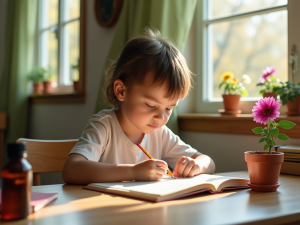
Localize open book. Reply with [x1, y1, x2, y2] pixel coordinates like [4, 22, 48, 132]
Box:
[83, 174, 250, 202]
[0, 190, 57, 212]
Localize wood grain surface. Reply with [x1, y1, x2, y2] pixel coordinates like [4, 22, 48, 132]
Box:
[16, 139, 78, 186]
[1, 171, 300, 225]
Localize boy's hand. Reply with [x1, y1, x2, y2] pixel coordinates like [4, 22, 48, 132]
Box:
[173, 156, 201, 178]
[132, 159, 167, 181]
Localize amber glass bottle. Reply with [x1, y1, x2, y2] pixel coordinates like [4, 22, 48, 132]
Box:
[1, 143, 32, 221]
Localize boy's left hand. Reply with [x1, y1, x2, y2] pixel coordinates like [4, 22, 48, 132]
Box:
[172, 156, 201, 178]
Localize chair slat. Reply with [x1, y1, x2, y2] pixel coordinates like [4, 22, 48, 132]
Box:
[16, 139, 78, 173]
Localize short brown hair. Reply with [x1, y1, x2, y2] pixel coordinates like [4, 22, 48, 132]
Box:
[105, 28, 193, 109]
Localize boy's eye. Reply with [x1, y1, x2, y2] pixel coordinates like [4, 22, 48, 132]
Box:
[146, 103, 156, 108]
[166, 108, 171, 111]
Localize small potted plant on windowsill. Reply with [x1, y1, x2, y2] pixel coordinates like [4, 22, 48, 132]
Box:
[43, 66, 56, 94]
[27, 66, 46, 94]
[256, 66, 279, 99]
[218, 72, 251, 115]
[273, 81, 300, 116]
[71, 58, 79, 91]
[246, 97, 295, 192]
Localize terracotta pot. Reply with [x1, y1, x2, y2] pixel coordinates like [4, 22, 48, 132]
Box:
[286, 96, 300, 112]
[73, 81, 79, 91]
[245, 151, 284, 191]
[33, 83, 43, 94]
[43, 81, 53, 94]
[222, 94, 241, 111]
[263, 92, 277, 99]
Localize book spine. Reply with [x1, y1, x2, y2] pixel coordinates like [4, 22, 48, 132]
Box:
[280, 161, 300, 176]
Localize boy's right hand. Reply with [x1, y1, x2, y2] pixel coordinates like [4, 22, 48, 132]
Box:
[132, 159, 167, 181]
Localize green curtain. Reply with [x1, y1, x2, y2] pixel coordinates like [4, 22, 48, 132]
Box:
[95, 0, 197, 134]
[0, 0, 37, 165]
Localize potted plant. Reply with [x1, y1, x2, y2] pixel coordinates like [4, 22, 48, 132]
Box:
[246, 97, 295, 191]
[43, 66, 55, 94]
[273, 81, 300, 116]
[71, 58, 79, 91]
[218, 72, 250, 115]
[27, 66, 46, 94]
[256, 66, 279, 99]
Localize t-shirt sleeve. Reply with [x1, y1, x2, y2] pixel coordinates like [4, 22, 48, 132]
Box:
[69, 117, 108, 161]
[161, 125, 198, 169]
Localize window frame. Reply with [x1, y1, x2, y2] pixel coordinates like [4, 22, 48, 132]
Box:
[195, 0, 297, 114]
[31, 0, 86, 104]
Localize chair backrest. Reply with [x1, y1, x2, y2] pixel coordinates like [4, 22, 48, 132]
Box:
[16, 138, 78, 185]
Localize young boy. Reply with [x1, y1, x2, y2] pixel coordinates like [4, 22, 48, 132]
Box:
[62, 29, 215, 184]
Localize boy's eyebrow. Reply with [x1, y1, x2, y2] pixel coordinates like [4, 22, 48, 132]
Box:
[144, 95, 178, 107]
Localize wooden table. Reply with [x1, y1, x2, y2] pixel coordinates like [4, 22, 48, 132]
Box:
[2, 171, 300, 225]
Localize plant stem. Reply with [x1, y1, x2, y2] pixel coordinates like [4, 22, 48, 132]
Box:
[268, 119, 273, 154]
[268, 145, 272, 154]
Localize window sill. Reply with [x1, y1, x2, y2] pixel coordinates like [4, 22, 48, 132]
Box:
[29, 91, 85, 104]
[178, 113, 300, 138]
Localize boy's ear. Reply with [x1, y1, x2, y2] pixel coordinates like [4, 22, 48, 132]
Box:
[114, 79, 126, 101]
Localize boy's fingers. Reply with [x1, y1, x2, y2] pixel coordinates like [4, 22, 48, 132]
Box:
[175, 157, 190, 177]
[156, 167, 167, 175]
[154, 159, 168, 168]
[187, 165, 199, 177]
[173, 157, 185, 176]
[182, 161, 195, 177]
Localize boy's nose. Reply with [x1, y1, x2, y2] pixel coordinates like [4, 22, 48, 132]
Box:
[154, 110, 164, 121]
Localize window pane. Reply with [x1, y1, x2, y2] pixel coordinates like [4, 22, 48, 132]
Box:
[40, 30, 58, 84]
[208, 0, 287, 19]
[62, 0, 80, 22]
[61, 20, 80, 86]
[209, 10, 287, 99]
[41, 0, 58, 29]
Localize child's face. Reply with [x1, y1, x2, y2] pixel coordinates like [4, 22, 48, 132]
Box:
[120, 77, 179, 134]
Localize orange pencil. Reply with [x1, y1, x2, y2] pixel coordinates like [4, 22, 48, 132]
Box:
[137, 143, 174, 178]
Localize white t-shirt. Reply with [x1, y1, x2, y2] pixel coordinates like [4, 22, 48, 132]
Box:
[69, 109, 198, 169]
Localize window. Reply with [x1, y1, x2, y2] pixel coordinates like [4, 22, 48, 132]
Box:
[38, 0, 80, 92]
[195, 0, 297, 113]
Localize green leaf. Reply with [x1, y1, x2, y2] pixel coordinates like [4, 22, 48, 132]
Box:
[258, 137, 267, 143]
[278, 120, 296, 129]
[252, 127, 263, 134]
[277, 134, 290, 140]
[264, 144, 269, 150]
[265, 139, 271, 144]
[272, 141, 276, 146]
[271, 128, 279, 137]
[263, 128, 269, 135]
[218, 81, 226, 90]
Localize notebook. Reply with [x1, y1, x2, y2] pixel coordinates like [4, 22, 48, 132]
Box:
[83, 174, 250, 202]
[0, 189, 58, 213]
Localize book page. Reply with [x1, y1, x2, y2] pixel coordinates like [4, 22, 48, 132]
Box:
[88, 174, 248, 197]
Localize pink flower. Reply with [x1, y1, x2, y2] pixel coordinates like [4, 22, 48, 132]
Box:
[259, 66, 277, 83]
[252, 97, 280, 125]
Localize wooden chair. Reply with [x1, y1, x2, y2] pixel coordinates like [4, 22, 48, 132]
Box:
[16, 138, 78, 186]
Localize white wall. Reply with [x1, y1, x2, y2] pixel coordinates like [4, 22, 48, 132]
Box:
[0, 0, 7, 80]
[29, 1, 116, 184]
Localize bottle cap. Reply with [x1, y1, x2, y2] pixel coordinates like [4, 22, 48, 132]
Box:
[7, 142, 27, 158]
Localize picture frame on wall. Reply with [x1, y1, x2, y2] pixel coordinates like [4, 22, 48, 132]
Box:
[94, 0, 123, 28]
